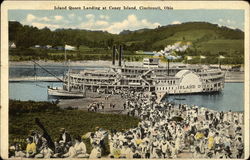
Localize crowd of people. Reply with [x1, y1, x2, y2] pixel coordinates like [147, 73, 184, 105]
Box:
[88, 102, 105, 112]
[10, 89, 244, 159]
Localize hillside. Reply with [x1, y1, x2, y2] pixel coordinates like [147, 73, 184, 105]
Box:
[9, 21, 244, 64]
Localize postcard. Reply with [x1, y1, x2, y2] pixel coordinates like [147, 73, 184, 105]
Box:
[1, 1, 249, 159]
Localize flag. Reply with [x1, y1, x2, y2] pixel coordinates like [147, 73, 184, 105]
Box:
[187, 56, 192, 60]
[219, 55, 225, 59]
[200, 56, 206, 59]
[65, 44, 76, 51]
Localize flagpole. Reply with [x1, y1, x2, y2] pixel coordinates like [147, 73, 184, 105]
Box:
[64, 43, 67, 65]
[219, 59, 221, 69]
[167, 59, 170, 76]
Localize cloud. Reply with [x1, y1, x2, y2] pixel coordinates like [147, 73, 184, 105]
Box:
[26, 14, 36, 22]
[80, 21, 94, 29]
[227, 25, 236, 29]
[68, 14, 75, 18]
[41, 17, 51, 22]
[171, 21, 181, 25]
[25, 14, 52, 23]
[54, 15, 63, 21]
[95, 20, 109, 26]
[31, 22, 60, 30]
[24, 13, 160, 34]
[86, 14, 95, 19]
[77, 17, 82, 21]
[100, 15, 109, 20]
[219, 19, 223, 23]
[218, 18, 236, 26]
[104, 14, 160, 34]
[216, 18, 238, 30]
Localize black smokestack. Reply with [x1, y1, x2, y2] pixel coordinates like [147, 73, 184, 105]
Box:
[112, 45, 116, 65]
[119, 45, 122, 67]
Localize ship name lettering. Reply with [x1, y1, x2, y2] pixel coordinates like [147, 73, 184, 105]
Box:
[180, 85, 195, 89]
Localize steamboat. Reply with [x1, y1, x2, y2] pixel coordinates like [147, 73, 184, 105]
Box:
[48, 45, 225, 101]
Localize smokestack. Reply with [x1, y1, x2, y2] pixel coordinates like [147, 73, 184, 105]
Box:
[119, 45, 122, 67]
[112, 45, 116, 65]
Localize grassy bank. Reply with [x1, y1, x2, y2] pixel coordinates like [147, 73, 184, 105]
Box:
[9, 100, 140, 153]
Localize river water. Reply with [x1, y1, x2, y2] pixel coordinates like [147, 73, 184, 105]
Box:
[9, 65, 244, 112]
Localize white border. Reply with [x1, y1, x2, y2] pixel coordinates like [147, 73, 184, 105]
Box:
[1, 1, 249, 159]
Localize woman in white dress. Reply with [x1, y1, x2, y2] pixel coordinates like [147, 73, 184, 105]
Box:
[89, 142, 101, 158]
[74, 135, 89, 158]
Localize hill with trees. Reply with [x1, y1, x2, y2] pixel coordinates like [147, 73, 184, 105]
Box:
[9, 21, 244, 64]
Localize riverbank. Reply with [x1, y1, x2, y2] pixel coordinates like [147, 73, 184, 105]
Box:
[58, 93, 126, 114]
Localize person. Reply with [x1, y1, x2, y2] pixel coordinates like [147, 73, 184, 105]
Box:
[112, 143, 122, 158]
[89, 142, 101, 158]
[144, 141, 151, 158]
[30, 130, 43, 151]
[132, 147, 142, 158]
[161, 141, 169, 158]
[170, 142, 177, 158]
[74, 135, 89, 158]
[58, 128, 72, 146]
[120, 142, 133, 159]
[25, 136, 36, 158]
[207, 135, 214, 150]
[14, 143, 25, 158]
[214, 132, 221, 154]
[236, 137, 244, 158]
[62, 142, 76, 158]
[35, 140, 53, 158]
[193, 146, 202, 158]
[53, 140, 65, 158]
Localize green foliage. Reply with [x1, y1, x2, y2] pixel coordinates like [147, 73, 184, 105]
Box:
[9, 100, 60, 115]
[9, 21, 244, 64]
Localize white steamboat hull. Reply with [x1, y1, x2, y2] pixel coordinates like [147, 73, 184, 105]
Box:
[47, 88, 84, 98]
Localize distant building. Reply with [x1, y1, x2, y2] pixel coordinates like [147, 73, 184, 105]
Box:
[34, 45, 41, 48]
[45, 45, 52, 49]
[9, 42, 16, 48]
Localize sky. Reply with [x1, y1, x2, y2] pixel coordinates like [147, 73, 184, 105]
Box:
[8, 10, 244, 34]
